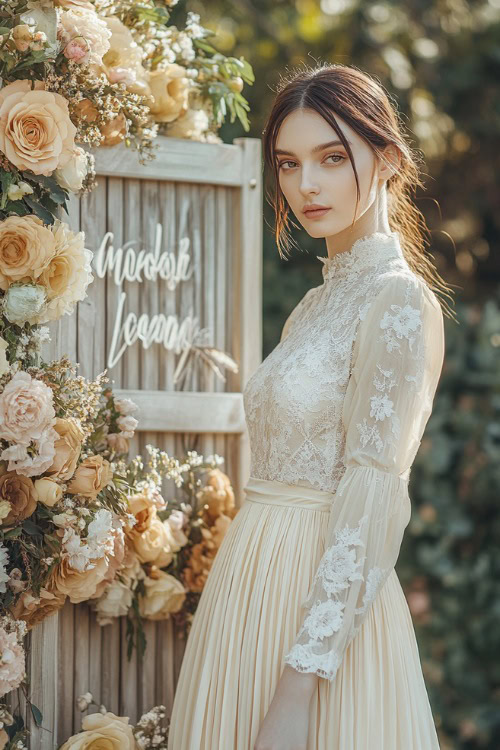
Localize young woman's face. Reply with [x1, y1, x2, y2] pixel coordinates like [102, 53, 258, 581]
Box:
[275, 108, 385, 240]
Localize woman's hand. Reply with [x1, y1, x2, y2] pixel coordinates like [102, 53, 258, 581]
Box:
[253, 665, 318, 750]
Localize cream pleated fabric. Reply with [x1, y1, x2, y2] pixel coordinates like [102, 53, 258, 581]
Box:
[167, 231, 443, 749]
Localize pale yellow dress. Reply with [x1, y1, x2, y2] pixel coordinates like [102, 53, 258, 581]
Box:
[167, 231, 444, 749]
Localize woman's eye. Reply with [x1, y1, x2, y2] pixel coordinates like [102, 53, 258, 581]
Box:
[278, 154, 345, 170]
[278, 160, 296, 170]
[325, 153, 345, 164]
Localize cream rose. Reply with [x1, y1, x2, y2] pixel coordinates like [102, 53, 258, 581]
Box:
[0, 215, 56, 290]
[45, 417, 83, 481]
[0, 371, 56, 445]
[0, 472, 38, 526]
[94, 578, 133, 625]
[166, 105, 210, 140]
[55, 146, 88, 192]
[59, 711, 136, 750]
[138, 569, 186, 620]
[33, 478, 63, 508]
[0, 80, 77, 175]
[102, 16, 150, 97]
[130, 516, 180, 567]
[67, 455, 113, 498]
[35, 220, 93, 323]
[148, 64, 191, 123]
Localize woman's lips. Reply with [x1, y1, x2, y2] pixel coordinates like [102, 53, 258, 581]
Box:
[304, 207, 331, 218]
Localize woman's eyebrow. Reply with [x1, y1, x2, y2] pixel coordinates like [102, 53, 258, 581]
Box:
[275, 139, 352, 156]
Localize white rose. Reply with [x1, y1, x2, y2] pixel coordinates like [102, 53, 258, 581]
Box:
[116, 415, 138, 433]
[114, 397, 138, 416]
[3, 283, 47, 326]
[55, 146, 88, 192]
[94, 578, 133, 625]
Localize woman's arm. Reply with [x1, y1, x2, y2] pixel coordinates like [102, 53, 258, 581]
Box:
[282, 272, 445, 682]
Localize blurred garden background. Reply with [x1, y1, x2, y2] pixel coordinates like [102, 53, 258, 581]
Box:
[174, 1, 500, 747]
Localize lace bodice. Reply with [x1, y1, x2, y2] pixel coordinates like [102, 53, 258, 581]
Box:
[242, 230, 445, 681]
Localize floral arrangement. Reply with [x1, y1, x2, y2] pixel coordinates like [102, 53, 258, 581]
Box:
[1, 690, 169, 748]
[0, 0, 254, 225]
[91, 445, 237, 659]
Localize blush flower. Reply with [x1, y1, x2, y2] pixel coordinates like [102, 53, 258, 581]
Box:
[0, 80, 76, 176]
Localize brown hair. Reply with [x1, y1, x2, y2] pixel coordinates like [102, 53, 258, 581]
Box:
[262, 62, 456, 321]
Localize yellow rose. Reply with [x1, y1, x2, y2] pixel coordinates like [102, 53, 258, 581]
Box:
[129, 518, 179, 568]
[59, 711, 136, 750]
[0, 472, 38, 526]
[34, 478, 63, 507]
[138, 569, 186, 620]
[0, 80, 76, 175]
[148, 64, 190, 123]
[67, 455, 113, 498]
[130, 516, 177, 567]
[45, 417, 83, 481]
[0, 215, 56, 291]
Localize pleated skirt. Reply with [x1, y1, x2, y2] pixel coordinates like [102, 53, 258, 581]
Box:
[167, 476, 441, 749]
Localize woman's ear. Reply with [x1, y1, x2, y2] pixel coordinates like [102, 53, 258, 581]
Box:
[378, 144, 401, 181]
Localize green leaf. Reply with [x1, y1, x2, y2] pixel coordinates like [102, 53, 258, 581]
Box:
[194, 39, 218, 55]
[22, 519, 43, 536]
[23, 195, 54, 224]
[0, 27, 11, 36]
[30, 703, 43, 727]
[6, 200, 29, 217]
[3, 526, 22, 539]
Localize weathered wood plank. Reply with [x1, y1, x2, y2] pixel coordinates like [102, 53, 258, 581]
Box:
[93, 137, 244, 186]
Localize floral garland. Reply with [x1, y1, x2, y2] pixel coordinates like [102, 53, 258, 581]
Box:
[0, 3, 249, 747]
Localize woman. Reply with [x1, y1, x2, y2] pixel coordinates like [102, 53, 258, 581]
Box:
[167, 63, 454, 750]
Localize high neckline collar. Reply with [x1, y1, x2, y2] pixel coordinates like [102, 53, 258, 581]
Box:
[316, 230, 404, 283]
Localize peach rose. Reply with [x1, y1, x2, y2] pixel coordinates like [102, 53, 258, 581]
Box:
[106, 432, 129, 454]
[102, 16, 150, 97]
[0, 371, 56, 445]
[126, 490, 156, 534]
[0, 728, 8, 749]
[51, 553, 110, 604]
[138, 569, 186, 621]
[100, 112, 127, 146]
[0, 80, 76, 175]
[0, 472, 38, 526]
[9, 584, 66, 630]
[44, 417, 84, 482]
[67, 455, 113, 498]
[59, 711, 136, 750]
[0, 215, 56, 290]
[148, 64, 190, 123]
[129, 516, 179, 568]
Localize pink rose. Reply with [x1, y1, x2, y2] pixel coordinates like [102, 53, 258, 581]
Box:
[63, 37, 89, 62]
[0, 371, 56, 445]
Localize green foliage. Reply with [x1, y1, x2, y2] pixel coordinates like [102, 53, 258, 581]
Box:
[398, 289, 500, 748]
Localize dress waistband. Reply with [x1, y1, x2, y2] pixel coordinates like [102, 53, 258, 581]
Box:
[243, 476, 334, 513]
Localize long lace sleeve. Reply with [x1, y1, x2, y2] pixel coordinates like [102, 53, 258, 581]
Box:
[283, 273, 445, 681]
